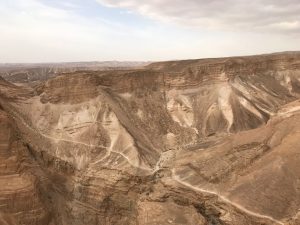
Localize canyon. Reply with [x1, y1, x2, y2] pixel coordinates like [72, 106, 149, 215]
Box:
[0, 52, 300, 225]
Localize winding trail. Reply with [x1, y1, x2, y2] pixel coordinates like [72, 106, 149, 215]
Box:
[0, 100, 289, 224]
[171, 169, 284, 225]
[2, 102, 151, 172]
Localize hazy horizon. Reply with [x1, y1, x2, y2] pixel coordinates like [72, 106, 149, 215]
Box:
[1, 51, 300, 65]
[1, 0, 300, 63]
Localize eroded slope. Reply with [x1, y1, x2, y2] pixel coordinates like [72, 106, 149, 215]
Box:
[1, 52, 300, 225]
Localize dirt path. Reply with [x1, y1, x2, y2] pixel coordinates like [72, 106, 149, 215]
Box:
[171, 169, 284, 225]
[2, 101, 151, 172]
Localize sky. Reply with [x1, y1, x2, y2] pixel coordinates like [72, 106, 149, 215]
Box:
[0, 0, 299, 63]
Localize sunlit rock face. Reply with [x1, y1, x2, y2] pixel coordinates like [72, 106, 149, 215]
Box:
[1, 52, 300, 225]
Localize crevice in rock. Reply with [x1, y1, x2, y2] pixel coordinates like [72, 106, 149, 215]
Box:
[194, 203, 225, 225]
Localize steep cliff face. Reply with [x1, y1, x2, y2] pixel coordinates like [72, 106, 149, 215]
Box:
[0, 109, 51, 225]
[1, 52, 300, 225]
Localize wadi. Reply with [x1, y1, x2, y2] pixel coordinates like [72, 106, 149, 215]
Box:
[1, 52, 300, 225]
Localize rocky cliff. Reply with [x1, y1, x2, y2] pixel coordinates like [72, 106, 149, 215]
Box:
[1, 52, 300, 225]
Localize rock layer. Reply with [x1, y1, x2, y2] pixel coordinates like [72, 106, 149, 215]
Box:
[0, 52, 300, 224]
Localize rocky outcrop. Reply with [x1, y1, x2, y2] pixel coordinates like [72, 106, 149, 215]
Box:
[1, 52, 300, 225]
[0, 110, 51, 225]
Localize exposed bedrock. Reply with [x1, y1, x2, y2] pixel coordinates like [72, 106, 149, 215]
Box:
[0, 52, 300, 224]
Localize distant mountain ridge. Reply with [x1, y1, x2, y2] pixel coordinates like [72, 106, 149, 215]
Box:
[1, 51, 300, 225]
[0, 61, 151, 68]
[0, 61, 151, 83]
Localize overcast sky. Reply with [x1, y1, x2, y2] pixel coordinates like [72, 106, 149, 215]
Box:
[0, 0, 299, 63]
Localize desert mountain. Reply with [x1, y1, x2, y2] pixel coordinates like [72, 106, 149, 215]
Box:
[0, 52, 300, 225]
[0, 61, 150, 83]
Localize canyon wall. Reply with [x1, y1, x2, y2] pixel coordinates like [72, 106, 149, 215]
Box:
[0, 52, 300, 224]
